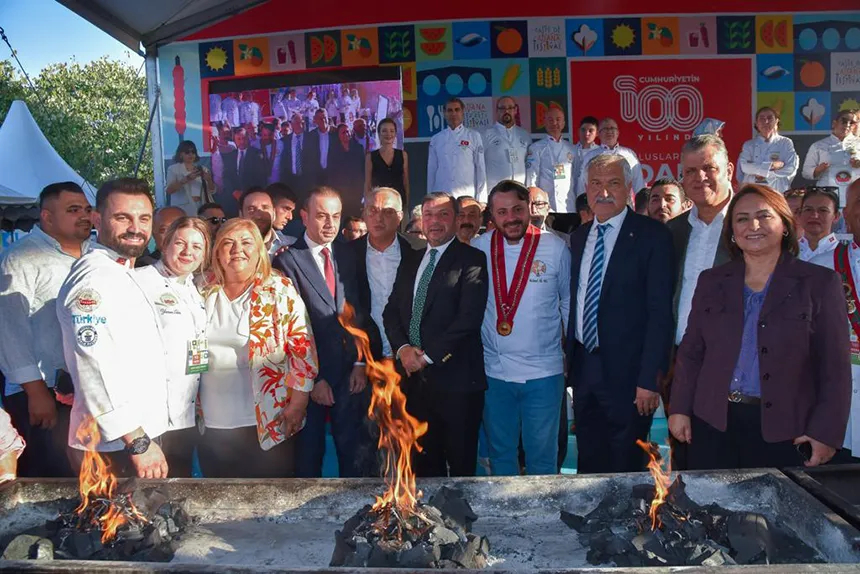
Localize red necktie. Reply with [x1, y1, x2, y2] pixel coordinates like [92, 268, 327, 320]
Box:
[321, 247, 335, 298]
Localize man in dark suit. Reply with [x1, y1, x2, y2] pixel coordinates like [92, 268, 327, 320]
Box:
[220, 127, 266, 217]
[383, 192, 489, 477]
[351, 187, 420, 362]
[279, 113, 322, 205]
[568, 153, 675, 474]
[664, 135, 734, 469]
[272, 186, 377, 478]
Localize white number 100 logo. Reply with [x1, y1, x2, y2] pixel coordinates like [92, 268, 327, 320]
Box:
[613, 76, 703, 132]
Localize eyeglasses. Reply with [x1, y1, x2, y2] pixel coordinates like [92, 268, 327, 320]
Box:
[497, 106, 517, 112]
[839, 117, 858, 126]
[530, 201, 549, 208]
[205, 216, 228, 224]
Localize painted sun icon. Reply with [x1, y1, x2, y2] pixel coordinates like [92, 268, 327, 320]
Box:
[205, 47, 228, 71]
[612, 24, 636, 49]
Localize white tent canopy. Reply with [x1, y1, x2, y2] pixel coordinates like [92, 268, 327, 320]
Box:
[0, 100, 97, 205]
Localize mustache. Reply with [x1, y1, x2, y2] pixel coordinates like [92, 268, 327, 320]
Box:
[594, 197, 616, 204]
[119, 232, 147, 241]
[459, 223, 476, 230]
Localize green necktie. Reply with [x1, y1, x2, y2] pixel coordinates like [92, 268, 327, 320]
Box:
[409, 249, 438, 348]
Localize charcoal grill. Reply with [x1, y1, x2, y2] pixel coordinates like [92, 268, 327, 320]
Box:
[784, 463, 860, 532]
[0, 471, 858, 572]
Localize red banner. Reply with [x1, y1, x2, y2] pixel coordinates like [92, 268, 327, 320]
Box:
[569, 58, 751, 185]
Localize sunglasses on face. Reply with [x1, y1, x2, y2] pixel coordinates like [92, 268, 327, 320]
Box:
[205, 217, 228, 225]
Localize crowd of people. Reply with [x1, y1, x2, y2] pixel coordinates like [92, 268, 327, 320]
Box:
[0, 98, 858, 482]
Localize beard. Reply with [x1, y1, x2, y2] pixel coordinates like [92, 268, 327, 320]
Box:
[104, 230, 149, 258]
[500, 219, 528, 242]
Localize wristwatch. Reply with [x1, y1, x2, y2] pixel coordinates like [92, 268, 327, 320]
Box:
[125, 434, 151, 455]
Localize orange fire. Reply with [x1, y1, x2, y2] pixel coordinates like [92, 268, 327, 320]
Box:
[636, 439, 672, 531]
[75, 417, 146, 543]
[339, 303, 429, 519]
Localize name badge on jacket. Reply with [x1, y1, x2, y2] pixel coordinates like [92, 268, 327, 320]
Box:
[186, 337, 210, 374]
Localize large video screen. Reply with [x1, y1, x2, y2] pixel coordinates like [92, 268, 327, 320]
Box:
[206, 68, 403, 217]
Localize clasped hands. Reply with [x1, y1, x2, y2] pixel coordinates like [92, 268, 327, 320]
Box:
[398, 345, 428, 375]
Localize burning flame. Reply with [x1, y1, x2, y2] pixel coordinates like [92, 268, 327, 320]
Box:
[75, 417, 146, 543]
[636, 440, 672, 531]
[338, 303, 429, 519]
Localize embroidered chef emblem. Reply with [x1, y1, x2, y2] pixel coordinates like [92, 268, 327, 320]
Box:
[531, 260, 547, 277]
[76, 326, 98, 347]
[75, 288, 101, 312]
[567, 152, 574, 163]
[460, 140, 470, 147]
[836, 171, 852, 184]
[159, 293, 179, 307]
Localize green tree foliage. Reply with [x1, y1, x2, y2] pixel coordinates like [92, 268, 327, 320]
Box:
[0, 56, 152, 188]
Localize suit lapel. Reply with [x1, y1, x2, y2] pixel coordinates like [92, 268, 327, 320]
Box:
[421, 240, 459, 320]
[291, 239, 336, 311]
[601, 209, 635, 301]
[332, 242, 346, 312]
[759, 256, 800, 321]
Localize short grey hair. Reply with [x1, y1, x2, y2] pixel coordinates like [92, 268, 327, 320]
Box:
[682, 134, 730, 174]
[366, 187, 403, 212]
[410, 205, 422, 220]
[422, 192, 459, 215]
[586, 153, 633, 189]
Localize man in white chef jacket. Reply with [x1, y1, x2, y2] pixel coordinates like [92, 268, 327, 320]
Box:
[803, 110, 860, 209]
[525, 107, 577, 231]
[810, 178, 860, 464]
[482, 96, 531, 191]
[427, 97, 487, 201]
[575, 118, 644, 198]
[57, 178, 171, 479]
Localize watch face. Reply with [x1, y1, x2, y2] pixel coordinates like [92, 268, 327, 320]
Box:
[128, 436, 151, 455]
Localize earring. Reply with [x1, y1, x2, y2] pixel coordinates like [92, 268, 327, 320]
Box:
[730, 235, 736, 243]
[783, 230, 789, 237]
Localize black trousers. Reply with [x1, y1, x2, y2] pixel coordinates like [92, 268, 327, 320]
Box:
[687, 403, 805, 470]
[830, 448, 860, 465]
[573, 349, 652, 474]
[405, 375, 484, 477]
[161, 427, 199, 478]
[5, 391, 74, 478]
[199, 426, 296, 478]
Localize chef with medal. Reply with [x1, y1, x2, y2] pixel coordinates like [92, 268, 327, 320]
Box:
[810, 178, 860, 464]
[471, 180, 571, 476]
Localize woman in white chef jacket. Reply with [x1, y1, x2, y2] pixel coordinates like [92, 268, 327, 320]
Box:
[803, 109, 860, 209]
[736, 106, 798, 194]
[136, 216, 209, 477]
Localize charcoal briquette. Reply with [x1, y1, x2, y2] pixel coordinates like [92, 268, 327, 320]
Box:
[2, 534, 45, 560]
[399, 541, 440, 568]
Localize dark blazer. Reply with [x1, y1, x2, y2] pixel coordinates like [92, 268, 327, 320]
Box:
[279, 132, 322, 203]
[672, 255, 851, 448]
[272, 236, 373, 387]
[222, 147, 266, 195]
[327, 139, 366, 218]
[383, 238, 489, 392]
[350, 234, 421, 360]
[667, 210, 732, 318]
[567, 209, 676, 408]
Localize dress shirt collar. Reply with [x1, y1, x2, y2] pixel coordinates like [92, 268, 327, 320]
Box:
[368, 235, 401, 256]
[447, 124, 465, 135]
[545, 133, 564, 143]
[592, 206, 628, 233]
[425, 236, 456, 258]
[30, 225, 90, 256]
[689, 197, 730, 230]
[756, 133, 779, 144]
[304, 232, 332, 256]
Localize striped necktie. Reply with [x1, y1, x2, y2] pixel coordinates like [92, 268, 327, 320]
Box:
[582, 223, 610, 352]
[409, 249, 438, 348]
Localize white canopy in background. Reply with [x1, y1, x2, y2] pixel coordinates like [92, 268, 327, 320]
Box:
[0, 100, 97, 205]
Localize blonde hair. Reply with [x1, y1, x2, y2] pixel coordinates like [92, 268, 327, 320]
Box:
[209, 218, 271, 287]
[162, 216, 212, 273]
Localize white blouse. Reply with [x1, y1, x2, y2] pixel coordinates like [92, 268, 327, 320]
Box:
[166, 162, 205, 216]
[200, 286, 256, 429]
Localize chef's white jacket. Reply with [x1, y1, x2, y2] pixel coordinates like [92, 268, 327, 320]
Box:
[427, 124, 487, 200]
[482, 123, 531, 192]
[802, 135, 860, 208]
[57, 244, 170, 452]
[526, 136, 576, 213]
[736, 133, 798, 194]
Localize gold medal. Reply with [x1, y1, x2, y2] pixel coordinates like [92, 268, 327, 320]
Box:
[497, 321, 512, 336]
